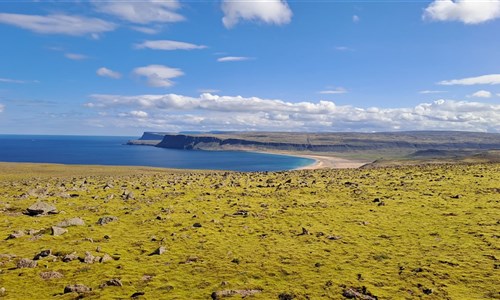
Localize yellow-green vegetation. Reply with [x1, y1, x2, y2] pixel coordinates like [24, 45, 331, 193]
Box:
[0, 162, 499, 299]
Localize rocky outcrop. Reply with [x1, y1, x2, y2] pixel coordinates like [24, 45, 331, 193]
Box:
[154, 133, 500, 153]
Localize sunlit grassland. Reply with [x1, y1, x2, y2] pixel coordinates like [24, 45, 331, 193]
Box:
[0, 162, 498, 299]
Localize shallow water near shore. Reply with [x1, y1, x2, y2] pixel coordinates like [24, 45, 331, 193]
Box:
[0, 135, 314, 172]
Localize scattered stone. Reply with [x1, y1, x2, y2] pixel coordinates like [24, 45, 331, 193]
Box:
[56, 217, 85, 228]
[377, 201, 386, 207]
[326, 235, 342, 240]
[342, 287, 378, 300]
[193, 223, 202, 228]
[40, 271, 63, 280]
[211, 289, 262, 299]
[0, 287, 5, 296]
[142, 275, 154, 281]
[51, 226, 68, 236]
[17, 258, 37, 268]
[64, 284, 91, 294]
[131, 291, 145, 298]
[100, 278, 123, 288]
[81, 252, 95, 264]
[62, 252, 78, 262]
[233, 210, 249, 217]
[26, 202, 57, 216]
[150, 246, 166, 256]
[278, 293, 295, 300]
[97, 216, 118, 225]
[34, 249, 52, 260]
[451, 194, 462, 199]
[7, 230, 25, 240]
[298, 227, 309, 236]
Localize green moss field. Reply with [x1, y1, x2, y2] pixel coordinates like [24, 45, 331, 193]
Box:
[0, 162, 498, 299]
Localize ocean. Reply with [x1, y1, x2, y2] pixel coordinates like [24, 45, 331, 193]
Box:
[0, 135, 314, 172]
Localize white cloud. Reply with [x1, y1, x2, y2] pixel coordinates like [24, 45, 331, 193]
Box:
[0, 77, 26, 84]
[0, 77, 38, 84]
[318, 88, 348, 95]
[353, 15, 360, 23]
[86, 93, 500, 132]
[135, 40, 206, 51]
[468, 90, 492, 98]
[130, 26, 161, 34]
[438, 74, 500, 85]
[221, 0, 292, 28]
[335, 46, 353, 51]
[419, 90, 447, 94]
[0, 13, 116, 35]
[129, 110, 149, 118]
[424, 0, 500, 24]
[65, 53, 88, 60]
[198, 89, 220, 93]
[0, 103, 4, 112]
[132, 65, 184, 88]
[217, 56, 251, 62]
[94, 0, 184, 24]
[97, 67, 122, 79]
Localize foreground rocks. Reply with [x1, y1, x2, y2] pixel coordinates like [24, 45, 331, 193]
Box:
[26, 202, 57, 216]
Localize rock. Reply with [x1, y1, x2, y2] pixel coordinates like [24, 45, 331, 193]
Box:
[342, 287, 378, 300]
[51, 226, 68, 236]
[211, 289, 262, 299]
[100, 278, 122, 288]
[17, 258, 37, 268]
[97, 216, 118, 225]
[193, 223, 202, 228]
[0, 287, 5, 296]
[233, 210, 249, 217]
[150, 246, 166, 256]
[298, 227, 309, 236]
[278, 293, 295, 300]
[81, 252, 95, 264]
[40, 271, 63, 280]
[100, 253, 113, 263]
[131, 291, 145, 298]
[56, 217, 85, 228]
[7, 230, 25, 239]
[34, 249, 52, 260]
[62, 252, 78, 262]
[26, 202, 57, 216]
[64, 284, 91, 294]
[326, 235, 342, 240]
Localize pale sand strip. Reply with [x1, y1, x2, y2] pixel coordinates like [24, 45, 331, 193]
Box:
[251, 150, 370, 170]
[293, 154, 369, 170]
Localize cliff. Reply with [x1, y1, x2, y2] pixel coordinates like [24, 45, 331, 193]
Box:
[153, 132, 500, 153]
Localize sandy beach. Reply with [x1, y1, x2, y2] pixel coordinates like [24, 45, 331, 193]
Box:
[294, 154, 369, 170]
[253, 150, 370, 170]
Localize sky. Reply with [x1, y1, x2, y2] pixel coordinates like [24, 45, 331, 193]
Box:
[0, 0, 499, 136]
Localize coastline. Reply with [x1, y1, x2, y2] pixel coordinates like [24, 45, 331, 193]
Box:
[248, 150, 370, 170]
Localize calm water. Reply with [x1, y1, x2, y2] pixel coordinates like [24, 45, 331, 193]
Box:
[0, 135, 314, 172]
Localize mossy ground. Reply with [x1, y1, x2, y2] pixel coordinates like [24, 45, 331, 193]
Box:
[0, 162, 498, 299]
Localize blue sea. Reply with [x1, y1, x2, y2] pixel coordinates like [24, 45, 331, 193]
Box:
[0, 135, 314, 172]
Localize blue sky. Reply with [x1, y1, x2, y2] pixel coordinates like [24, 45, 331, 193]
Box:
[0, 0, 499, 135]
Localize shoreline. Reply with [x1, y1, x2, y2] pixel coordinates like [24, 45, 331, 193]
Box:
[249, 150, 370, 170]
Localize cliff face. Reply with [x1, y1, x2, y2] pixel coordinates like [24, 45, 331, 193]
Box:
[139, 132, 168, 140]
[154, 133, 500, 152]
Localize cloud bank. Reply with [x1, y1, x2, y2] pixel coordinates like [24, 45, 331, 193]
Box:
[468, 90, 492, 98]
[438, 74, 500, 85]
[132, 65, 184, 88]
[221, 0, 292, 28]
[0, 103, 4, 112]
[97, 67, 122, 79]
[85, 93, 500, 132]
[93, 0, 184, 24]
[217, 56, 251, 62]
[0, 13, 116, 35]
[424, 0, 500, 24]
[135, 40, 206, 50]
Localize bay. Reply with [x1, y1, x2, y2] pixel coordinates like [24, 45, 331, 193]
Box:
[0, 135, 314, 172]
